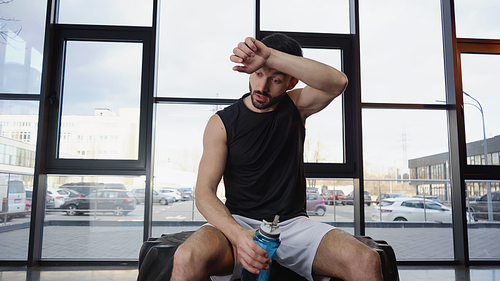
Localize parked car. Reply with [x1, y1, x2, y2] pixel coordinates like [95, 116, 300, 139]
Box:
[59, 188, 83, 198]
[412, 195, 442, 204]
[103, 183, 126, 190]
[177, 188, 193, 201]
[60, 182, 106, 197]
[346, 191, 372, 206]
[22, 199, 32, 217]
[157, 188, 182, 202]
[27, 189, 56, 209]
[376, 193, 407, 204]
[323, 190, 346, 205]
[130, 189, 174, 205]
[467, 196, 481, 202]
[306, 193, 326, 216]
[372, 197, 456, 222]
[0, 174, 26, 222]
[468, 191, 500, 221]
[61, 189, 136, 216]
[46, 188, 69, 208]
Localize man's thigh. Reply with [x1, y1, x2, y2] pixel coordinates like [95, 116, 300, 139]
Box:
[177, 225, 235, 276]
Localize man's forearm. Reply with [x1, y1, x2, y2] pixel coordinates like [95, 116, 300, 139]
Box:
[265, 49, 347, 95]
[195, 188, 246, 245]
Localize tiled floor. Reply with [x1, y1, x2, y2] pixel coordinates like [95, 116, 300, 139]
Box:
[0, 265, 499, 281]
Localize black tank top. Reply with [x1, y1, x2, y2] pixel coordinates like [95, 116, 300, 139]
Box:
[216, 93, 307, 222]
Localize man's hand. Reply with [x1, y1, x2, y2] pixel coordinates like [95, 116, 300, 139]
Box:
[230, 37, 271, 74]
[234, 228, 272, 274]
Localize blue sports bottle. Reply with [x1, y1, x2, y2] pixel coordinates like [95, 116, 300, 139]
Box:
[241, 215, 281, 281]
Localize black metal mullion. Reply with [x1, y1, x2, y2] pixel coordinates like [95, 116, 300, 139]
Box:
[441, 0, 469, 266]
[143, 0, 161, 243]
[28, 0, 57, 267]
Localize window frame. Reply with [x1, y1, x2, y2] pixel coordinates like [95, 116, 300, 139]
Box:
[44, 24, 155, 175]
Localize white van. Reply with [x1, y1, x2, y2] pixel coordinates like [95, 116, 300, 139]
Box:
[0, 173, 26, 222]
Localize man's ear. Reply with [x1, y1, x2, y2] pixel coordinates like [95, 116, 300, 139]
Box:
[287, 78, 299, 90]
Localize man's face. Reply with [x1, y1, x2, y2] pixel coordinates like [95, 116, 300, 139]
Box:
[248, 67, 296, 111]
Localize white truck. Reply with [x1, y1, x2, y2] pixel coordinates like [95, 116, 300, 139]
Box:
[0, 173, 26, 223]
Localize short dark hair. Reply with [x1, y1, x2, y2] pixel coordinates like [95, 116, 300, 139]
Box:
[261, 33, 303, 57]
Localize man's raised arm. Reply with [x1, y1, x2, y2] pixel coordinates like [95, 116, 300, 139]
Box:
[231, 37, 348, 120]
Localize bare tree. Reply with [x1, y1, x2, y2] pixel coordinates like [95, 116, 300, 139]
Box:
[0, 0, 22, 47]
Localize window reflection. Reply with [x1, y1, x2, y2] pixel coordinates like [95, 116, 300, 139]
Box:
[461, 54, 500, 165]
[0, 0, 47, 94]
[42, 175, 145, 259]
[59, 41, 142, 160]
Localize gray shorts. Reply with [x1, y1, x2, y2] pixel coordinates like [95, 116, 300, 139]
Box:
[209, 215, 334, 281]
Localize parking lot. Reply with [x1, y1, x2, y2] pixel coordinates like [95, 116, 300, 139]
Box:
[1, 200, 499, 261]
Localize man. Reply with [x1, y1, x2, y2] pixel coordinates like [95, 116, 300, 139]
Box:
[172, 33, 382, 281]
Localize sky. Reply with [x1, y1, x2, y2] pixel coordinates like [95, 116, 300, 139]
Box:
[1, 0, 499, 180]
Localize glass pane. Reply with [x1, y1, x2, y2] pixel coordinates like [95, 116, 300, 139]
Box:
[59, 41, 142, 160]
[306, 178, 354, 235]
[359, 0, 446, 103]
[0, 101, 37, 260]
[58, 0, 153, 26]
[152, 104, 222, 236]
[455, 0, 500, 40]
[0, 172, 32, 260]
[363, 109, 453, 260]
[260, 0, 350, 34]
[466, 180, 500, 260]
[156, 0, 253, 98]
[0, 0, 47, 94]
[42, 175, 144, 259]
[461, 54, 500, 166]
[300, 49, 343, 163]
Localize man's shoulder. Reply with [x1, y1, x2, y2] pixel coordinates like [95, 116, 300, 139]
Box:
[216, 94, 246, 120]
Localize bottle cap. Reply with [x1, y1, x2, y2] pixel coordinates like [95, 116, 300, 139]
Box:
[259, 215, 281, 239]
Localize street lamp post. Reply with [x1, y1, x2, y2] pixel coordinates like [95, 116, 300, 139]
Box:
[463, 91, 493, 221]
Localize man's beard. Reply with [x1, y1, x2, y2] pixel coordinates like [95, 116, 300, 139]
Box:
[249, 87, 287, 110]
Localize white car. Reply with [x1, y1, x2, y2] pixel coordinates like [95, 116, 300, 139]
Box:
[47, 188, 69, 208]
[372, 197, 452, 223]
[158, 188, 182, 202]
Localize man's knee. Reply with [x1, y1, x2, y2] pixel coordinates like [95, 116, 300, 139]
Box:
[350, 248, 383, 280]
[173, 243, 196, 269]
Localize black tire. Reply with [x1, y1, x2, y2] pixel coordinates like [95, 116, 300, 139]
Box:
[393, 217, 407, 221]
[366, 202, 371, 206]
[160, 198, 168, 205]
[66, 205, 78, 216]
[316, 207, 326, 216]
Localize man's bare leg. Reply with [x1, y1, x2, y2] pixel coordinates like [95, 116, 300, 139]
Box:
[312, 229, 383, 281]
[172, 225, 234, 281]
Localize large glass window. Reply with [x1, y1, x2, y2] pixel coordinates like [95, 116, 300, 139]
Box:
[460, 54, 500, 165]
[0, 101, 38, 260]
[260, 0, 350, 34]
[156, 0, 254, 99]
[359, 0, 445, 104]
[42, 175, 144, 259]
[58, 0, 154, 26]
[306, 178, 354, 234]
[363, 109, 453, 260]
[59, 41, 142, 160]
[454, 0, 500, 40]
[152, 104, 222, 236]
[0, 0, 47, 94]
[466, 180, 500, 260]
[300, 49, 343, 164]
